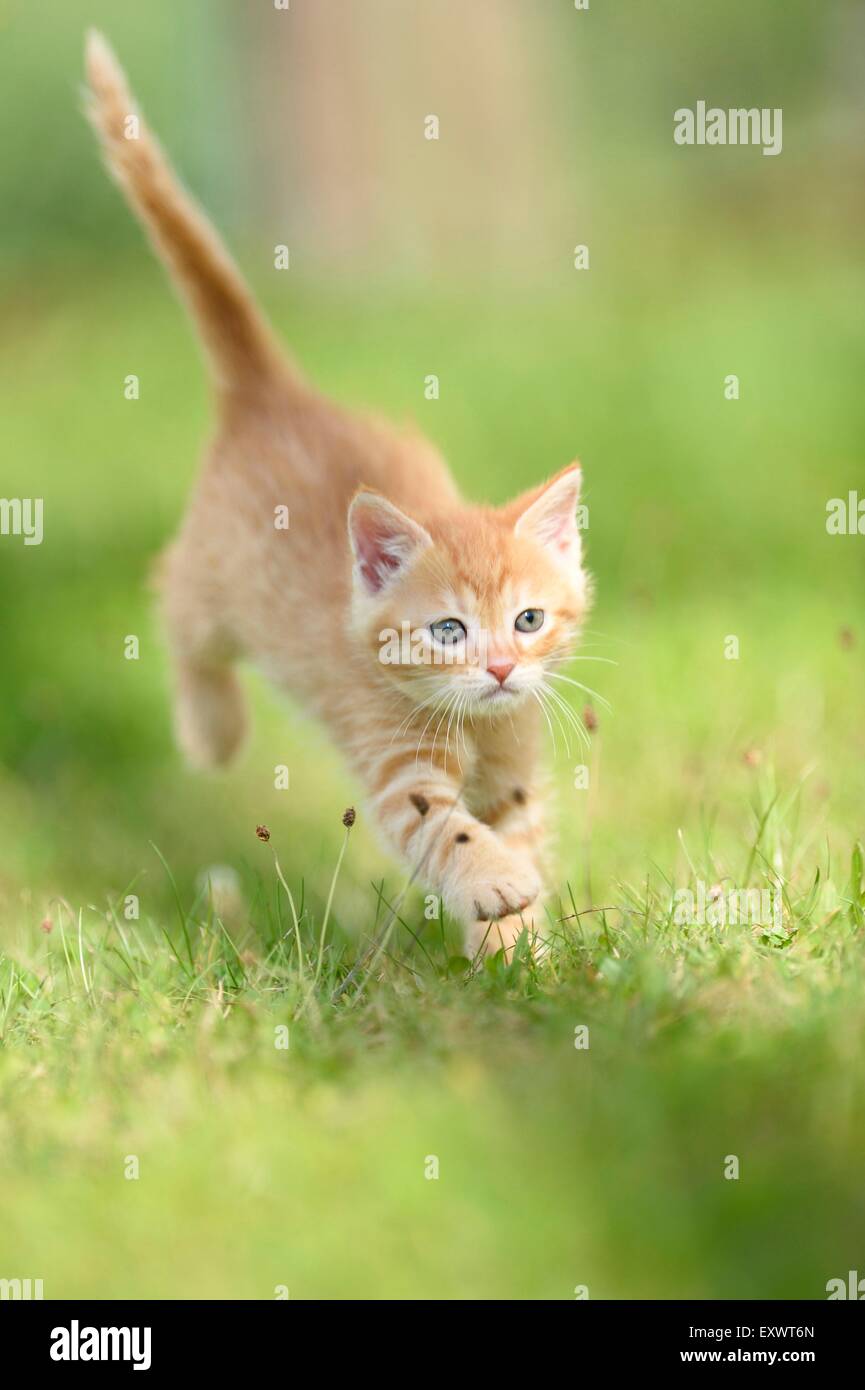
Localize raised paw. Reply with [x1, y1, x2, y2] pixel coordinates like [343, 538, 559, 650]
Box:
[444, 844, 541, 926]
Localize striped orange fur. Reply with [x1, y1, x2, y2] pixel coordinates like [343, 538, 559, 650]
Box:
[85, 33, 592, 957]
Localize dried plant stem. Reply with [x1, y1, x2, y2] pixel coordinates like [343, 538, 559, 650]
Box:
[315, 825, 352, 987]
[271, 847, 304, 983]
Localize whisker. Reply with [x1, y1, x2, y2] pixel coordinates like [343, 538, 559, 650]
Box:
[542, 681, 590, 752]
[444, 692, 461, 772]
[538, 678, 584, 744]
[546, 670, 612, 712]
[531, 687, 559, 759]
[539, 684, 573, 757]
[414, 689, 453, 767]
[456, 693, 470, 765]
[414, 689, 452, 766]
[390, 684, 444, 745]
[547, 653, 618, 667]
[428, 690, 458, 769]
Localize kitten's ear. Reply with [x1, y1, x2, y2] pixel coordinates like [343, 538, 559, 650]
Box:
[512, 464, 583, 564]
[348, 491, 432, 596]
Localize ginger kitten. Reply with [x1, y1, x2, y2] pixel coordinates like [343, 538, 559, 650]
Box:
[85, 33, 592, 958]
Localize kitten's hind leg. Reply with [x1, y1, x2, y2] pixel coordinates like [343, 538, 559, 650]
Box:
[159, 534, 248, 769]
[172, 656, 247, 768]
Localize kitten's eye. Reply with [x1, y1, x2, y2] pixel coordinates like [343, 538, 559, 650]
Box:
[515, 608, 545, 633]
[430, 618, 467, 645]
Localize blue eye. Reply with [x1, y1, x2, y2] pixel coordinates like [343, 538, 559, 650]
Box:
[430, 618, 467, 645]
[515, 608, 544, 633]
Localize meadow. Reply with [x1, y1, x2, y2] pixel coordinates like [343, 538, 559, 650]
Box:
[0, 234, 863, 1299]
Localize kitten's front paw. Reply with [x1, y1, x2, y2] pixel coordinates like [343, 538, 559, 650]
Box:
[445, 848, 541, 925]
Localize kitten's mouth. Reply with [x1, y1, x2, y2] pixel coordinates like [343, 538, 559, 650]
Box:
[482, 684, 518, 702]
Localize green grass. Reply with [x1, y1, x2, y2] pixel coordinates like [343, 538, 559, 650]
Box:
[1, 812, 864, 1299]
[1, 256, 864, 1298]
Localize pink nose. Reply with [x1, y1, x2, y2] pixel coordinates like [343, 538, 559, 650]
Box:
[487, 661, 515, 687]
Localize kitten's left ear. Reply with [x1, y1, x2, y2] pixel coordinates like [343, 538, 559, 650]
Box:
[512, 464, 583, 565]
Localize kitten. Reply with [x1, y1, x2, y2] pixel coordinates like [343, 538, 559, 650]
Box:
[85, 33, 592, 958]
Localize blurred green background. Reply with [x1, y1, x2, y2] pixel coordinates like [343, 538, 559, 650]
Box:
[0, 0, 864, 1300]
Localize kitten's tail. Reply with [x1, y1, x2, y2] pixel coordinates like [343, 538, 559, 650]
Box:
[84, 30, 291, 397]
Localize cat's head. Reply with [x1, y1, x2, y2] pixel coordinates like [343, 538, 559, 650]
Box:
[347, 465, 591, 717]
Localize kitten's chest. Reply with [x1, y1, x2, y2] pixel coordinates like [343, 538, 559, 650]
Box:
[461, 746, 495, 818]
